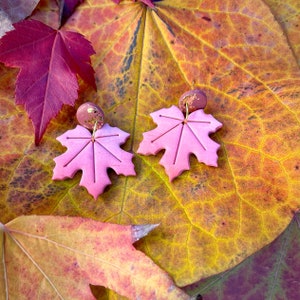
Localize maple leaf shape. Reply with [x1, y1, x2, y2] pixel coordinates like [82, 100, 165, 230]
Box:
[0, 19, 96, 144]
[53, 124, 136, 199]
[0, 216, 189, 299]
[138, 105, 222, 181]
[112, 0, 155, 9]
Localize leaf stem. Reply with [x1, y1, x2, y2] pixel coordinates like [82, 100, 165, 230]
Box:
[1, 224, 9, 300]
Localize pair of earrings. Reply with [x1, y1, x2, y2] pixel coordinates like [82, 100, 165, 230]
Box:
[52, 90, 222, 199]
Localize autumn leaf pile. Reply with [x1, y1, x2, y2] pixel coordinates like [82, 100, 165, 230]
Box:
[0, 0, 300, 299]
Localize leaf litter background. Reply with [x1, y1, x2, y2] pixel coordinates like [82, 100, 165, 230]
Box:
[1, 0, 300, 291]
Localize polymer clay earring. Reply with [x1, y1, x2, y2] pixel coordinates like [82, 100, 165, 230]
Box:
[137, 89, 222, 181]
[52, 102, 136, 199]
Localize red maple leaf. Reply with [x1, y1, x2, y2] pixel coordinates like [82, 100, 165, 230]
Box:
[137, 105, 222, 181]
[112, 0, 155, 9]
[52, 124, 136, 199]
[0, 19, 96, 144]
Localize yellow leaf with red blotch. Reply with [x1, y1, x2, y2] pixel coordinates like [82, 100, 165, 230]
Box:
[1, 0, 300, 288]
[0, 215, 188, 299]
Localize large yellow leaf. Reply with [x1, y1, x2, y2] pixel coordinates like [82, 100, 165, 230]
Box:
[1, 0, 300, 287]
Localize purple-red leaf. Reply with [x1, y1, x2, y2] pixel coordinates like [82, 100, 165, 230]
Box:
[112, 0, 155, 9]
[0, 19, 95, 144]
[138, 105, 222, 181]
[58, 0, 84, 26]
[52, 124, 136, 199]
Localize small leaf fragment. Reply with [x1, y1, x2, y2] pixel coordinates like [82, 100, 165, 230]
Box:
[0, 0, 39, 23]
[132, 224, 159, 242]
[0, 9, 13, 37]
[58, 0, 84, 27]
[0, 0, 39, 37]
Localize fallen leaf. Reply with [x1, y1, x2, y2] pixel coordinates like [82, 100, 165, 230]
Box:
[0, 0, 39, 37]
[0, 9, 13, 37]
[30, 0, 60, 29]
[1, 0, 300, 288]
[112, 0, 155, 9]
[58, 0, 84, 26]
[183, 211, 300, 299]
[90, 285, 129, 299]
[138, 105, 222, 180]
[0, 19, 96, 144]
[0, 0, 39, 23]
[0, 215, 189, 299]
[53, 124, 136, 199]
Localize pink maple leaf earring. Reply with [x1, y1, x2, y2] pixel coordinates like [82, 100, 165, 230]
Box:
[52, 102, 136, 199]
[137, 89, 222, 181]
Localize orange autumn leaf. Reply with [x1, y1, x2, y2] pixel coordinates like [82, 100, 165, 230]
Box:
[0, 215, 189, 299]
[1, 0, 300, 289]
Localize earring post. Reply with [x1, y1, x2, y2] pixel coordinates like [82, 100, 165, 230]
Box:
[185, 102, 189, 119]
[92, 121, 98, 142]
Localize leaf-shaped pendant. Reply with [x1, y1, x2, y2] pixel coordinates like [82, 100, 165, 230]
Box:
[52, 103, 136, 199]
[137, 90, 222, 181]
